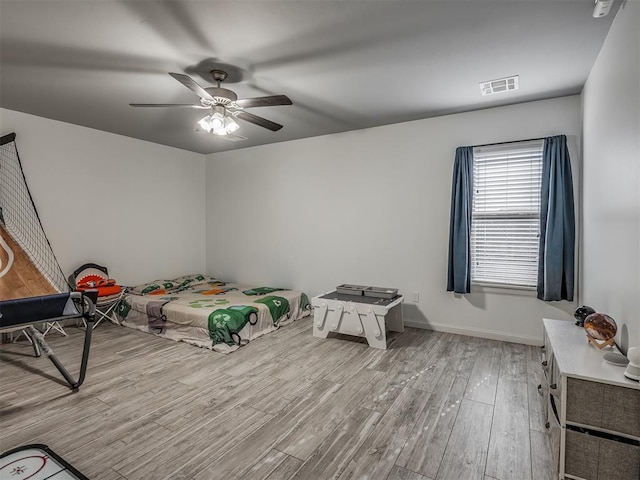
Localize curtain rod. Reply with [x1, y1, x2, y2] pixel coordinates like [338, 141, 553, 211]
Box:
[473, 136, 547, 148]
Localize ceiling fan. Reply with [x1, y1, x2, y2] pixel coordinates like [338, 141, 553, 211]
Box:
[130, 70, 292, 137]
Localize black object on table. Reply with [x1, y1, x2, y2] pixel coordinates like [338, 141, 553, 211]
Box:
[318, 291, 400, 306]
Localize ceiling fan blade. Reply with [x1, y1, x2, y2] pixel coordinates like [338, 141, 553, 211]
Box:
[234, 95, 293, 109]
[168, 72, 214, 101]
[218, 133, 248, 142]
[235, 111, 283, 131]
[129, 103, 208, 109]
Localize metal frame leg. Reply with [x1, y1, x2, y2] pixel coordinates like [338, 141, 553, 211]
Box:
[43, 321, 67, 337]
[23, 327, 41, 357]
[25, 318, 95, 392]
[88, 291, 123, 329]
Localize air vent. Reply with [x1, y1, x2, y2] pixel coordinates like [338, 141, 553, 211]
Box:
[479, 75, 519, 96]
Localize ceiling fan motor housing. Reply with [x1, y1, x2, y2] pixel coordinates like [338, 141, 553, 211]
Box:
[203, 87, 238, 105]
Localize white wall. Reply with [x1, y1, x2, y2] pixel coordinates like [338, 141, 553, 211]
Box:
[581, 2, 639, 354]
[0, 109, 206, 286]
[206, 96, 582, 344]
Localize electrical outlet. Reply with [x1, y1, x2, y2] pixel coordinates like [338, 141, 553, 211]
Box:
[410, 291, 419, 303]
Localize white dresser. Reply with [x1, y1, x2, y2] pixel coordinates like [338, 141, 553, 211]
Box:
[541, 318, 640, 480]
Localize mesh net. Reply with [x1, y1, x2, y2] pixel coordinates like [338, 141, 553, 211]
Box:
[0, 133, 69, 293]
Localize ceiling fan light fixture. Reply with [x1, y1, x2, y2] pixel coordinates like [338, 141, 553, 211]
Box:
[211, 116, 225, 131]
[224, 115, 239, 133]
[211, 105, 225, 130]
[199, 106, 240, 136]
[198, 114, 214, 133]
[212, 105, 225, 117]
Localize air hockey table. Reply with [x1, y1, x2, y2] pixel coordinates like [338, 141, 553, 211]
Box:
[0, 444, 88, 480]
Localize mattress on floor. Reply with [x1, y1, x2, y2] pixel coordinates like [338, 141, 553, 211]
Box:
[116, 276, 311, 354]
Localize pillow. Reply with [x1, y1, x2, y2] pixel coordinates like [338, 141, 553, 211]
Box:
[129, 274, 218, 295]
[129, 280, 179, 296]
[172, 274, 218, 289]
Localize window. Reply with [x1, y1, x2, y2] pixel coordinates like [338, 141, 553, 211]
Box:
[470, 139, 544, 289]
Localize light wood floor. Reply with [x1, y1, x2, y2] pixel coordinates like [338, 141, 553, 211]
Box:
[0, 319, 556, 480]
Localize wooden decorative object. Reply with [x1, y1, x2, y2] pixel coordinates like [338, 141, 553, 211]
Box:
[586, 333, 615, 349]
[0, 225, 57, 300]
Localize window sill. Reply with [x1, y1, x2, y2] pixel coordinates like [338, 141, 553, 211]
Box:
[471, 283, 537, 297]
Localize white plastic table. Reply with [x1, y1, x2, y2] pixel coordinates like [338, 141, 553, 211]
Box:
[311, 291, 404, 349]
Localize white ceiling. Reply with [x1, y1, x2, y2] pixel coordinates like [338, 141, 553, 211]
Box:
[0, 1, 618, 154]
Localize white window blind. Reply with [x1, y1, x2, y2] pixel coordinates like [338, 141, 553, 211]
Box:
[470, 139, 544, 288]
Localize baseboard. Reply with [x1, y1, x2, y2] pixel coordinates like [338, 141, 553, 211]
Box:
[403, 319, 543, 346]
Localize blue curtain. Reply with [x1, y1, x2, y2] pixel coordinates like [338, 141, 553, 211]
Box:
[537, 135, 575, 301]
[447, 146, 473, 294]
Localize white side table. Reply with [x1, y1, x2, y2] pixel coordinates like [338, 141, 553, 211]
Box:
[311, 291, 404, 349]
